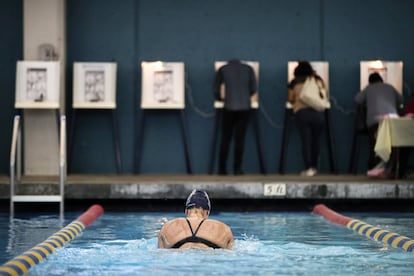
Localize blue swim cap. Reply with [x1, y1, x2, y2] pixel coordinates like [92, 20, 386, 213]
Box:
[185, 189, 211, 211]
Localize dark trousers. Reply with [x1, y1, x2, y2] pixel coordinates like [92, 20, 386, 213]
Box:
[398, 147, 412, 178]
[295, 108, 324, 169]
[367, 123, 381, 169]
[218, 109, 250, 174]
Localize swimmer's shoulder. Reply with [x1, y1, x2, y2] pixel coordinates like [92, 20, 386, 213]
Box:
[161, 217, 187, 229]
[205, 219, 232, 232]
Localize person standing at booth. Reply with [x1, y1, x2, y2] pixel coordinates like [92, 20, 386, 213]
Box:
[214, 59, 257, 175]
[287, 61, 327, 176]
[355, 72, 403, 171]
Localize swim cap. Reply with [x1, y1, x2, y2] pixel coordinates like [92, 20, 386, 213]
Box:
[185, 189, 211, 212]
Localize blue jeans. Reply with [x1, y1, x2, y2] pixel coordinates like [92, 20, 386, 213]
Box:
[295, 108, 324, 169]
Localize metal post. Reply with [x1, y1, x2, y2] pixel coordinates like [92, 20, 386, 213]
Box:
[10, 115, 21, 216]
[279, 107, 292, 174]
[59, 115, 66, 218]
[252, 110, 266, 174]
[111, 110, 122, 174]
[180, 110, 193, 174]
[208, 109, 221, 174]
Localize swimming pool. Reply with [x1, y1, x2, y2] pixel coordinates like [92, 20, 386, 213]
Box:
[1, 210, 414, 275]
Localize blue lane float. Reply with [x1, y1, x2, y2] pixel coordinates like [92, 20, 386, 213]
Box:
[0, 204, 104, 276]
[313, 204, 414, 253]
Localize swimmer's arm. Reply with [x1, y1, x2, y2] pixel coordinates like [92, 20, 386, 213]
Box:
[158, 225, 170, 248]
[224, 236, 234, 249]
[219, 224, 234, 249]
[158, 220, 180, 249]
[225, 228, 235, 249]
[157, 232, 165, 248]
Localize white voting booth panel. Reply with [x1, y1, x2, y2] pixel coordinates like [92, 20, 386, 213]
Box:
[214, 61, 259, 109]
[360, 60, 403, 94]
[73, 62, 117, 109]
[15, 61, 61, 109]
[141, 61, 185, 109]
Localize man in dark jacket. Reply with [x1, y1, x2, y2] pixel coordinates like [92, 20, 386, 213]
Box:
[214, 59, 257, 175]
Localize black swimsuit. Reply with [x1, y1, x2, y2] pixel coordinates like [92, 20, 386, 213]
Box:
[171, 219, 222, 249]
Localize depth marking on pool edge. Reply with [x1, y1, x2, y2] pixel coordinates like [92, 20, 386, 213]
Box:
[264, 183, 287, 197]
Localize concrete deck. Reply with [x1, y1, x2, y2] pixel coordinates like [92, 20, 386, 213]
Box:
[1, 174, 413, 211]
[1, 173, 413, 199]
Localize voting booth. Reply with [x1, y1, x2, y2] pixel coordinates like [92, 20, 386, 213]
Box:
[68, 62, 122, 173]
[349, 60, 403, 173]
[208, 61, 266, 174]
[135, 61, 193, 173]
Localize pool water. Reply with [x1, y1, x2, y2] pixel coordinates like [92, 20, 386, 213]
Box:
[1, 211, 414, 275]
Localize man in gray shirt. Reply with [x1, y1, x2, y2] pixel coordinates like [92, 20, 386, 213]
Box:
[355, 72, 403, 169]
[214, 59, 257, 175]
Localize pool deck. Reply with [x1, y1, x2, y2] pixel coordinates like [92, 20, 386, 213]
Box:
[1, 173, 413, 201]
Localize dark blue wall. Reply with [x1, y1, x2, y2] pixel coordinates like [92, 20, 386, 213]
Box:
[0, 1, 22, 173]
[2, 0, 414, 174]
[67, 0, 137, 173]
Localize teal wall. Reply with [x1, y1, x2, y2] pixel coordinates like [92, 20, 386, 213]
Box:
[2, 0, 414, 174]
[0, 1, 22, 173]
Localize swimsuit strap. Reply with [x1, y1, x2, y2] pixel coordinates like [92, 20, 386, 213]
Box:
[171, 218, 221, 249]
[185, 218, 206, 236]
[185, 218, 195, 235]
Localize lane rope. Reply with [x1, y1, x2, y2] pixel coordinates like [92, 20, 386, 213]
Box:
[313, 204, 414, 253]
[0, 204, 104, 276]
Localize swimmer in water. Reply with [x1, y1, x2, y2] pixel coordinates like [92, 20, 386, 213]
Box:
[158, 189, 234, 249]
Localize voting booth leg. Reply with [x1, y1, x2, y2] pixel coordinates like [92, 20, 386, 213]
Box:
[348, 130, 361, 174]
[393, 148, 400, 180]
[324, 110, 337, 174]
[111, 110, 122, 174]
[135, 110, 193, 174]
[252, 110, 266, 174]
[208, 109, 221, 174]
[68, 109, 122, 174]
[348, 107, 366, 174]
[67, 109, 77, 172]
[278, 108, 291, 174]
[134, 110, 146, 173]
[55, 109, 61, 134]
[180, 110, 193, 174]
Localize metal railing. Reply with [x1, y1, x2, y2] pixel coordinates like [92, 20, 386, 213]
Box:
[10, 114, 66, 217]
[59, 115, 66, 217]
[9, 115, 21, 214]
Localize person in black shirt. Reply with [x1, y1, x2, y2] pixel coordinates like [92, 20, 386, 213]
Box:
[214, 59, 257, 175]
